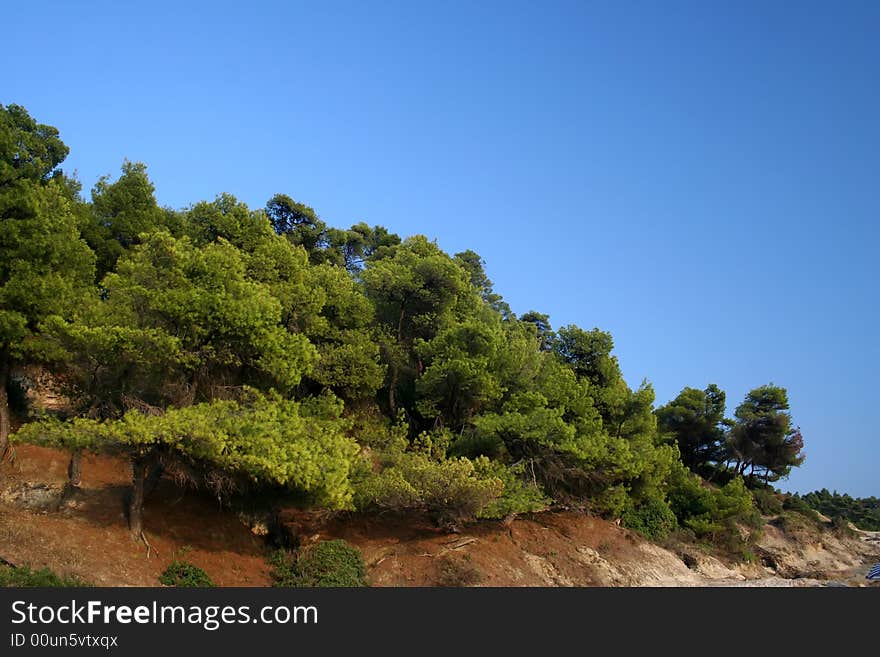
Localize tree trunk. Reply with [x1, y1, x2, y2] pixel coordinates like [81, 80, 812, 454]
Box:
[128, 456, 148, 539]
[388, 306, 406, 416]
[67, 450, 82, 488]
[388, 363, 398, 415]
[0, 356, 10, 460]
[143, 462, 164, 498]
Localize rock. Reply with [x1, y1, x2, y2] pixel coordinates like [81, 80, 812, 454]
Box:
[1, 482, 64, 511]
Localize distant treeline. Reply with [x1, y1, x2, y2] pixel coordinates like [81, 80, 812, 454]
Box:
[1, 103, 808, 552]
[798, 490, 880, 531]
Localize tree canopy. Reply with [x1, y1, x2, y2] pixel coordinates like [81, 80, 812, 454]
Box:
[5, 104, 808, 541]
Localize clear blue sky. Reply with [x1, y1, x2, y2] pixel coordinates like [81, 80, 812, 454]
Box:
[4, 1, 878, 496]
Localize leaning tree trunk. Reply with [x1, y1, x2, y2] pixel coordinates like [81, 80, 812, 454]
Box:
[0, 356, 10, 460]
[67, 450, 83, 488]
[128, 456, 148, 539]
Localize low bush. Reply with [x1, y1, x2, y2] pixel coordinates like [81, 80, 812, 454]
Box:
[0, 565, 86, 587]
[270, 540, 367, 588]
[751, 488, 784, 516]
[782, 494, 822, 523]
[772, 511, 822, 541]
[831, 515, 856, 538]
[159, 561, 214, 587]
[666, 465, 762, 559]
[621, 495, 678, 540]
[474, 460, 550, 519]
[434, 556, 482, 587]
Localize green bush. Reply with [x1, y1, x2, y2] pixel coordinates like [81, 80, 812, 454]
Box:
[449, 431, 508, 460]
[159, 561, 214, 587]
[773, 511, 822, 541]
[831, 515, 856, 537]
[782, 495, 822, 523]
[592, 485, 631, 518]
[474, 460, 550, 519]
[351, 433, 506, 526]
[666, 465, 762, 559]
[271, 540, 367, 588]
[621, 495, 678, 540]
[799, 490, 880, 531]
[0, 565, 86, 587]
[751, 488, 784, 516]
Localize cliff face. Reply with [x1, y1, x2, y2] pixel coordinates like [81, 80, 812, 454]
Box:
[2, 444, 879, 587]
[286, 509, 880, 587]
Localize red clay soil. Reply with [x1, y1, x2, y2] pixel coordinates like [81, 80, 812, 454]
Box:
[305, 511, 645, 587]
[0, 444, 273, 586]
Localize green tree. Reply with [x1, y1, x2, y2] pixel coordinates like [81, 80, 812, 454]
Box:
[727, 385, 805, 484]
[656, 384, 727, 473]
[0, 104, 95, 456]
[49, 231, 315, 418]
[300, 264, 385, 402]
[325, 222, 400, 272]
[82, 161, 168, 277]
[519, 311, 556, 351]
[553, 325, 628, 425]
[361, 236, 474, 416]
[454, 249, 512, 318]
[186, 193, 272, 251]
[15, 393, 358, 537]
[415, 318, 505, 428]
[265, 193, 329, 262]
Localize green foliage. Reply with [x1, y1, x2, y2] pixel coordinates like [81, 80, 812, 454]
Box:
[656, 384, 727, 473]
[0, 104, 95, 360]
[0, 564, 86, 587]
[0, 103, 68, 186]
[83, 160, 168, 277]
[751, 487, 784, 516]
[474, 460, 551, 519]
[270, 540, 367, 587]
[621, 495, 678, 540]
[3, 103, 812, 538]
[799, 489, 880, 531]
[352, 447, 503, 526]
[666, 464, 762, 557]
[781, 494, 822, 523]
[159, 561, 214, 587]
[830, 514, 856, 538]
[773, 511, 822, 539]
[0, 103, 96, 453]
[14, 393, 359, 507]
[727, 385, 805, 484]
[47, 230, 316, 415]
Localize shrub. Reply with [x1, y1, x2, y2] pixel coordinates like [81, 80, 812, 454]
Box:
[666, 465, 762, 559]
[0, 565, 86, 587]
[474, 460, 551, 519]
[782, 495, 822, 523]
[159, 561, 214, 587]
[752, 488, 784, 516]
[271, 540, 367, 587]
[831, 515, 856, 538]
[449, 431, 508, 460]
[592, 485, 630, 519]
[434, 556, 482, 586]
[621, 495, 678, 540]
[352, 441, 504, 526]
[773, 511, 821, 541]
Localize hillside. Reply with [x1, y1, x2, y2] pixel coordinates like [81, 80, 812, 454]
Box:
[2, 444, 877, 587]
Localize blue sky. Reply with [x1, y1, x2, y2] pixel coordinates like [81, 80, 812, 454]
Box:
[4, 1, 878, 496]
